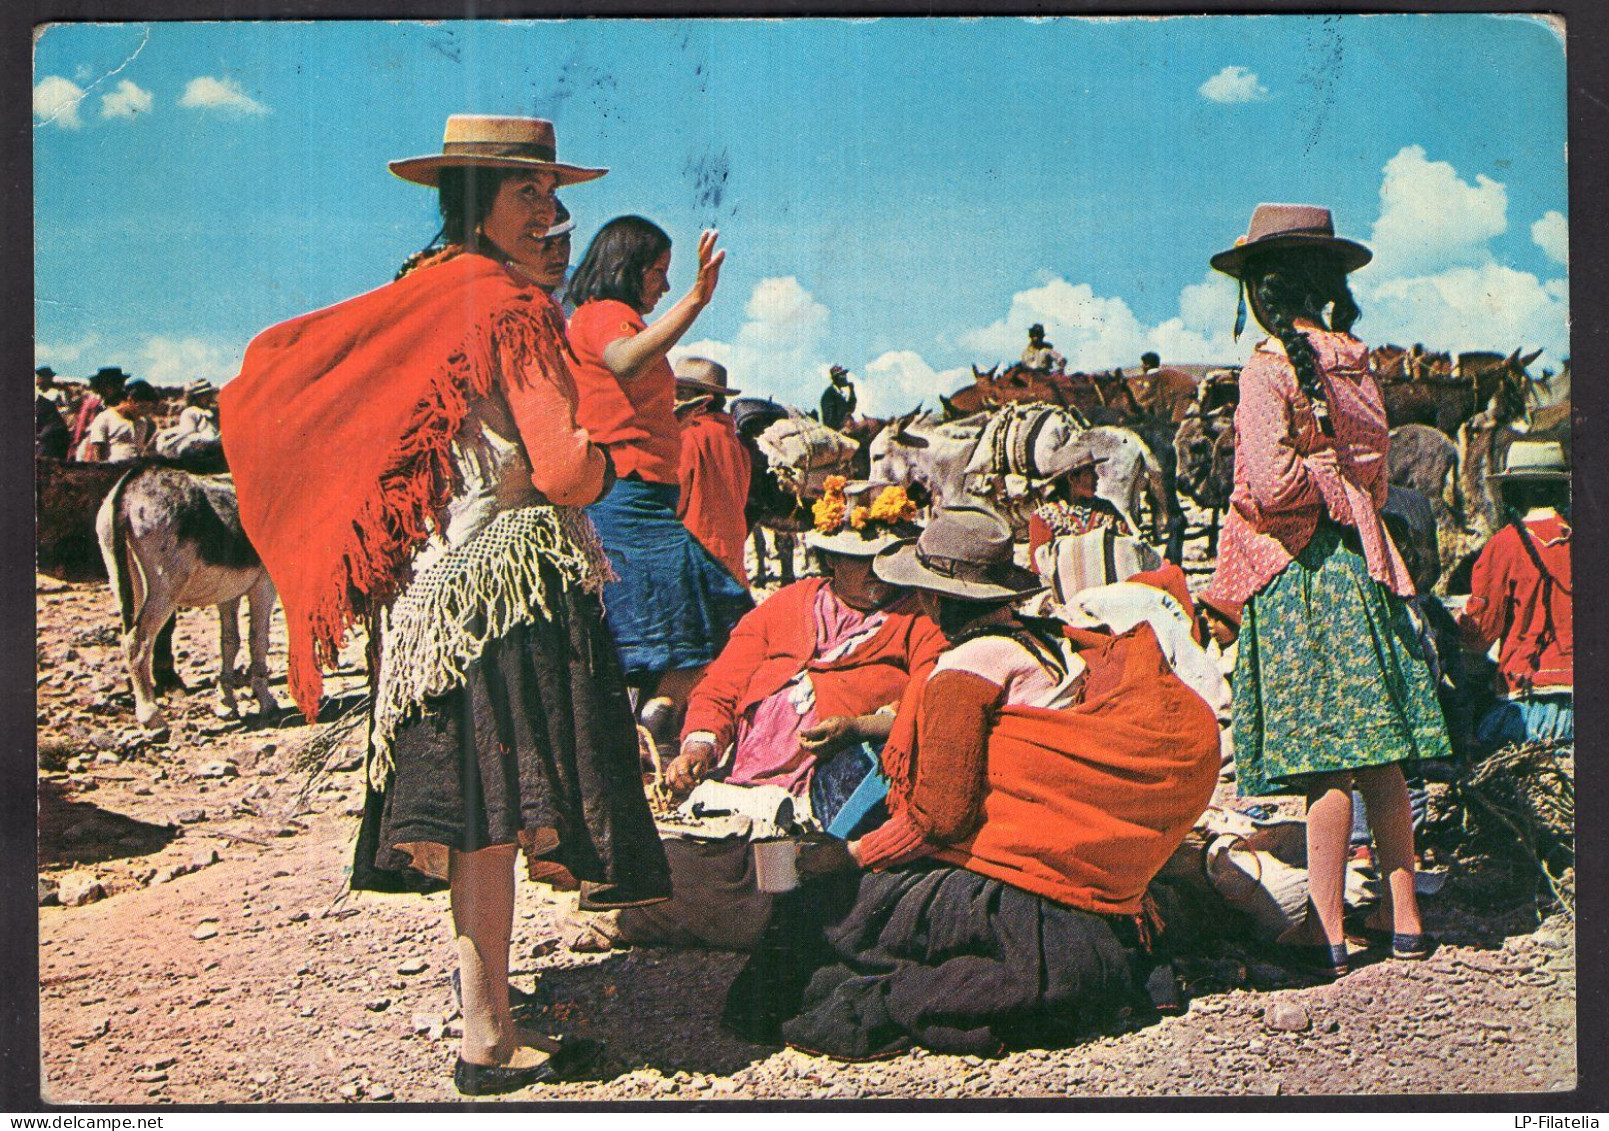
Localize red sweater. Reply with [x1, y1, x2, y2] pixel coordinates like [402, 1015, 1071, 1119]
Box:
[676, 409, 752, 584]
[681, 577, 946, 752]
[1458, 513, 1572, 696]
[858, 623, 1220, 916]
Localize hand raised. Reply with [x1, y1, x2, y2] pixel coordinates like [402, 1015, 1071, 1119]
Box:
[691, 229, 725, 307]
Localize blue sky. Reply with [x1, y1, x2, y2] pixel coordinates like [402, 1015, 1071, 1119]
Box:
[35, 15, 1569, 415]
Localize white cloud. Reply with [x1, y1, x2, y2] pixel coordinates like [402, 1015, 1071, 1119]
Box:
[180, 76, 269, 115]
[140, 336, 244, 386]
[100, 79, 153, 120]
[1346, 146, 1568, 361]
[860, 351, 972, 418]
[1532, 210, 1568, 266]
[1199, 66, 1268, 104]
[35, 332, 102, 368]
[1358, 264, 1568, 362]
[673, 276, 833, 408]
[1367, 145, 1507, 278]
[34, 76, 87, 129]
[957, 274, 1250, 373]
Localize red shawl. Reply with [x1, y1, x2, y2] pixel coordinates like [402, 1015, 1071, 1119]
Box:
[219, 254, 570, 719]
[881, 623, 1219, 915]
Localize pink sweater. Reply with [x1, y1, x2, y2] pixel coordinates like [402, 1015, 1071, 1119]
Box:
[1203, 329, 1414, 608]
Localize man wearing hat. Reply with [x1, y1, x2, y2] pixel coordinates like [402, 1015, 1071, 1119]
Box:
[1457, 440, 1573, 747]
[1020, 324, 1065, 372]
[35, 367, 70, 459]
[83, 378, 158, 462]
[70, 366, 129, 459]
[672, 357, 751, 584]
[820, 364, 857, 432]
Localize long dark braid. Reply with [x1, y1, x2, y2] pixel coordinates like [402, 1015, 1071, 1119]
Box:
[1245, 250, 1362, 409]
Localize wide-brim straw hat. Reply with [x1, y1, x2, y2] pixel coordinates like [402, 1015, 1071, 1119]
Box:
[873, 506, 1044, 602]
[674, 357, 740, 398]
[805, 481, 915, 557]
[1040, 444, 1108, 483]
[1488, 439, 1570, 482]
[389, 115, 607, 189]
[1210, 203, 1372, 279]
[184, 380, 216, 398]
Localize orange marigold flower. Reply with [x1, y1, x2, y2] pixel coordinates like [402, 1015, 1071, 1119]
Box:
[849, 506, 870, 530]
[812, 496, 846, 533]
[822, 474, 849, 495]
[869, 486, 918, 524]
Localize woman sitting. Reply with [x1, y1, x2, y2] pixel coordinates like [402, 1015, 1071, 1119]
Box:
[578, 484, 942, 953]
[665, 480, 943, 800]
[724, 506, 1221, 1060]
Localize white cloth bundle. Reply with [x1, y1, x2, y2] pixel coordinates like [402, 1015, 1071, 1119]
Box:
[755, 412, 858, 499]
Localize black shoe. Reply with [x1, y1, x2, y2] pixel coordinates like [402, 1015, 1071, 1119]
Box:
[453, 1056, 554, 1096]
[451, 969, 551, 1015]
[1278, 941, 1350, 980]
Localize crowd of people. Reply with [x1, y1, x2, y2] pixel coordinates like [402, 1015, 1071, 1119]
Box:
[35, 362, 221, 463]
[48, 113, 1567, 1093]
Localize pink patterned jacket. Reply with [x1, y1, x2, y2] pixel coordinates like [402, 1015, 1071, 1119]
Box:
[1203, 328, 1414, 608]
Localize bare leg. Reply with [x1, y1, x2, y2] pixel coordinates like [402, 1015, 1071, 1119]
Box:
[450, 845, 545, 1069]
[652, 664, 709, 737]
[1293, 772, 1355, 947]
[1355, 762, 1423, 937]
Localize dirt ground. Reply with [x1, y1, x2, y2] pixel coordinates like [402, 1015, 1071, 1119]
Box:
[34, 565, 1577, 1104]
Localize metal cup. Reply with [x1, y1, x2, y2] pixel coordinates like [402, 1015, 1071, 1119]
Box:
[751, 839, 801, 893]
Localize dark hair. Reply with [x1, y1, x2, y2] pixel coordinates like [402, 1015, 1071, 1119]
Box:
[90, 371, 126, 397]
[1501, 477, 1570, 517]
[433, 166, 517, 255]
[1243, 248, 1362, 407]
[121, 380, 159, 405]
[567, 216, 672, 311]
[1028, 323, 1045, 338]
[1140, 351, 1161, 369]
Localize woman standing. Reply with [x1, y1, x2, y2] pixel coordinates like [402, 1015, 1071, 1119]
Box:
[1201, 204, 1450, 977]
[221, 116, 670, 1094]
[564, 216, 752, 744]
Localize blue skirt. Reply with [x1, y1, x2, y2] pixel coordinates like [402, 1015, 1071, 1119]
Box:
[586, 479, 753, 678]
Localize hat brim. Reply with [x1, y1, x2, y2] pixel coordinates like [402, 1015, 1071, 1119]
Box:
[806, 528, 910, 558]
[1488, 468, 1570, 482]
[388, 154, 608, 189]
[1210, 234, 1373, 279]
[675, 378, 741, 397]
[872, 539, 1046, 602]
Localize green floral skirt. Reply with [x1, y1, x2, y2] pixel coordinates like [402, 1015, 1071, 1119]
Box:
[1233, 523, 1452, 798]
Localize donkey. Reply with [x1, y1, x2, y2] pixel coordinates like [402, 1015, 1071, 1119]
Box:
[96, 466, 279, 736]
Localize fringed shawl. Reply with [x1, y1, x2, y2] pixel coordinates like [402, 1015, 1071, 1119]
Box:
[219, 254, 571, 719]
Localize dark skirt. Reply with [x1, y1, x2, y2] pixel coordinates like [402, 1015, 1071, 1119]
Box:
[1234, 522, 1453, 798]
[351, 573, 671, 912]
[585, 478, 753, 679]
[724, 863, 1142, 1060]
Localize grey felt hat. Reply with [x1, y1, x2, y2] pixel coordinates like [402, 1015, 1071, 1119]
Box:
[872, 506, 1043, 602]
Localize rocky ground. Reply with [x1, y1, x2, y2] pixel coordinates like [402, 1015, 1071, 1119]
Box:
[35, 564, 1577, 1104]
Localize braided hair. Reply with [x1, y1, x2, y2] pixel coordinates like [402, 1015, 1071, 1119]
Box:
[1243, 248, 1362, 408]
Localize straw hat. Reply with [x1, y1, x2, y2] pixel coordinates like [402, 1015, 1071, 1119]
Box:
[1039, 444, 1107, 483]
[806, 481, 920, 558]
[389, 115, 607, 189]
[1210, 203, 1372, 279]
[184, 380, 216, 398]
[873, 506, 1044, 602]
[673, 357, 741, 399]
[1488, 439, 1569, 482]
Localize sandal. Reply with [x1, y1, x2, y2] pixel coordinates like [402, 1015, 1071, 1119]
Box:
[454, 1053, 554, 1096]
[451, 969, 551, 1015]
